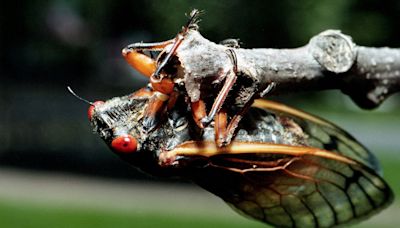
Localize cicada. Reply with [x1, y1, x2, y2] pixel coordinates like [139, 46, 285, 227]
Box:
[88, 87, 393, 228]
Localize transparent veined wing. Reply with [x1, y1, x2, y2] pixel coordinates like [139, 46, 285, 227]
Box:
[162, 100, 393, 227]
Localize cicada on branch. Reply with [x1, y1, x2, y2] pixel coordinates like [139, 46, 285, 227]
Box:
[74, 9, 397, 228]
[87, 88, 393, 228]
[122, 9, 400, 147]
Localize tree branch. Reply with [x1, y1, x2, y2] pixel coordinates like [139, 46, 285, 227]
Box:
[176, 30, 400, 109]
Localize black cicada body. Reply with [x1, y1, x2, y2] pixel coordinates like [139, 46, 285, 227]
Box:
[89, 88, 393, 228]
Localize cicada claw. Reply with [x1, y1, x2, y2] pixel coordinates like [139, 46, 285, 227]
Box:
[200, 116, 213, 126]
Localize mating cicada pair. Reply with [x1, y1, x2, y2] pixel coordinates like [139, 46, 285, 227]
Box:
[87, 10, 393, 228]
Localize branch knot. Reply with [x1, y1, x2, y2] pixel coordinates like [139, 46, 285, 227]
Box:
[309, 30, 356, 73]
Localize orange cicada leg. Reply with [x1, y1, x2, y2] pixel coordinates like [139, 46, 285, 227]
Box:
[167, 91, 179, 111]
[131, 85, 154, 98]
[122, 40, 174, 78]
[122, 50, 156, 77]
[141, 77, 176, 132]
[214, 108, 228, 146]
[142, 92, 169, 132]
[137, 36, 183, 133]
[125, 11, 202, 132]
[218, 83, 276, 146]
[220, 101, 253, 146]
[150, 77, 174, 95]
[122, 41, 177, 132]
[191, 100, 207, 128]
[140, 78, 176, 132]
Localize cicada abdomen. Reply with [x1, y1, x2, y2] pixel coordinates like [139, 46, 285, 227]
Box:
[158, 99, 393, 227]
[89, 92, 393, 228]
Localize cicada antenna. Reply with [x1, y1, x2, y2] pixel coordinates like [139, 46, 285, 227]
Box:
[67, 86, 93, 105]
[152, 9, 203, 80]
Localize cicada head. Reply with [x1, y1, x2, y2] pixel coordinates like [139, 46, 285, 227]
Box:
[88, 89, 194, 176]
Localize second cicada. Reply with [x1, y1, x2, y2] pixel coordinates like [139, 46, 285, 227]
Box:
[88, 87, 393, 228]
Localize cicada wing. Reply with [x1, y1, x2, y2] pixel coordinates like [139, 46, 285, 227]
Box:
[166, 141, 393, 228]
[252, 99, 382, 173]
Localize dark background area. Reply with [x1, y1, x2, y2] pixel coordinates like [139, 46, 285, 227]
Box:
[1, 0, 399, 181]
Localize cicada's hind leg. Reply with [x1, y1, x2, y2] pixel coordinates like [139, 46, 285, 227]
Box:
[215, 82, 276, 147]
[200, 49, 238, 127]
[214, 108, 228, 146]
[218, 98, 254, 147]
[122, 40, 174, 78]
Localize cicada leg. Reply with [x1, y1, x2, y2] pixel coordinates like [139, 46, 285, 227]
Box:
[142, 91, 169, 132]
[123, 40, 178, 132]
[167, 91, 180, 111]
[200, 49, 238, 127]
[130, 85, 154, 98]
[130, 85, 178, 132]
[122, 40, 174, 78]
[220, 98, 255, 146]
[212, 96, 255, 147]
[191, 100, 207, 128]
[214, 108, 228, 146]
[215, 82, 275, 147]
[125, 10, 203, 132]
[142, 77, 176, 132]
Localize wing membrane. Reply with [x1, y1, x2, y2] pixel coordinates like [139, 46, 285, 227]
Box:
[252, 99, 381, 172]
[166, 142, 393, 227]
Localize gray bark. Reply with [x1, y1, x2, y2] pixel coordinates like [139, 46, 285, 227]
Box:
[176, 30, 400, 109]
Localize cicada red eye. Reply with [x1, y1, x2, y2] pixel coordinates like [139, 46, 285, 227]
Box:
[87, 101, 104, 120]
[111, 135, 138, 154]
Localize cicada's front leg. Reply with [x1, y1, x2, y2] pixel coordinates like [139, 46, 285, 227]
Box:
[141, 78, 176, 132]
[122, 40, 174, 77]
[122, 40, 177, 132]
[123, 10, 204, 132]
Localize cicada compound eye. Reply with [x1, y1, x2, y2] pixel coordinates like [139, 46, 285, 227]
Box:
[88, 101, 104, 120]
[111, 135, 138, 154]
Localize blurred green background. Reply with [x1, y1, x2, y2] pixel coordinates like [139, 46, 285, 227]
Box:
[0, 0, 399, 227]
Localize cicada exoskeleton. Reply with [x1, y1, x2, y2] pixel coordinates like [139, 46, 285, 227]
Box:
[89, 89, 393, 228]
